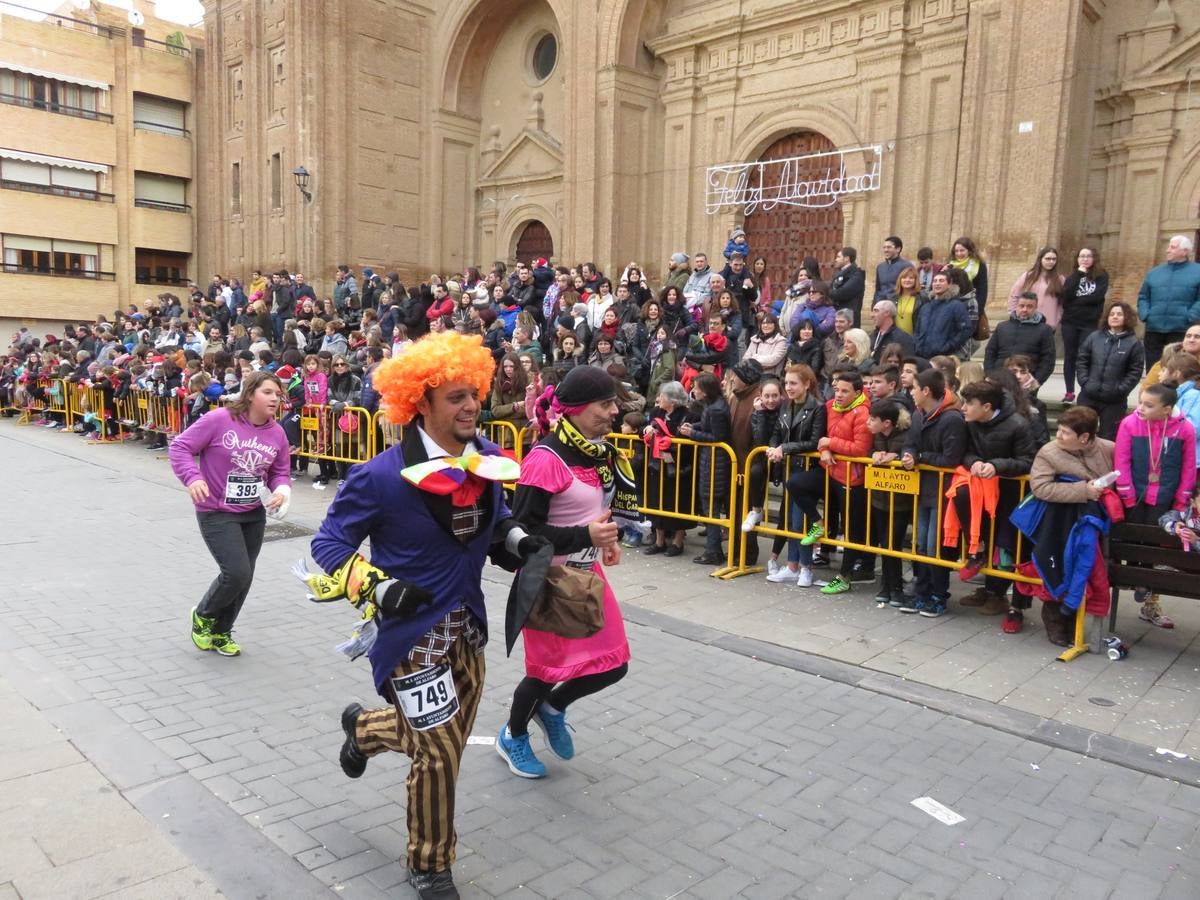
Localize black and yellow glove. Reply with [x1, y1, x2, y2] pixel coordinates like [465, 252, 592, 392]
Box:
[292, 555, 386, 609]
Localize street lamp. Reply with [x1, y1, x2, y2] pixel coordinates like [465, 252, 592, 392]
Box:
[292, 166, 312, 203]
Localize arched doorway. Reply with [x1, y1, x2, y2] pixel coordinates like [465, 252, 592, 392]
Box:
[514, 220, 554, 263]
[742, 131, 845, 302]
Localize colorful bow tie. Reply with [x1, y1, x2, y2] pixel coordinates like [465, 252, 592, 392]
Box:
[401, 451, 521, 496]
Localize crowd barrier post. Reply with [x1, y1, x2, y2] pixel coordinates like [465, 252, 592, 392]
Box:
[1056, 605, 1091, 662]
[14, 377, 50, 424]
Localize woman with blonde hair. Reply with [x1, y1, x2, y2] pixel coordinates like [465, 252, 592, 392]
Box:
[838, 327, 873, 375]
[893, 265, 922, 335]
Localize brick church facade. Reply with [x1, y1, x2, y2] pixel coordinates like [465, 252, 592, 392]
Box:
[196, 0, 1200, 305]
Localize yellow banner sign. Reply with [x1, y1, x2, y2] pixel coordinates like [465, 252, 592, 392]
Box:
[865, 465, 919, 495]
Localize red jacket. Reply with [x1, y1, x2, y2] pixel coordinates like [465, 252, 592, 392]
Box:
[824, 393, 872, 486]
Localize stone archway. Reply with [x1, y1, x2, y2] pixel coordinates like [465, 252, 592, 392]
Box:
[514, 220, 554, 262]
[742, 131, 846, 302]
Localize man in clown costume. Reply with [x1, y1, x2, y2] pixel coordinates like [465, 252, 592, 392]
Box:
[308, 330, 544, 900]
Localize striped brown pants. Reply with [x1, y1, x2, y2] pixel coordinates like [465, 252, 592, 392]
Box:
[355, 636, 485, 871]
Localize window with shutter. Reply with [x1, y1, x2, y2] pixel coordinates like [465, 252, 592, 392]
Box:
[132, 93, 187, 135]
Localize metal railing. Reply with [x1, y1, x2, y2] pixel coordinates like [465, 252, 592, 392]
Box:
[133, 120, 190, 137]
[0, 92, 113, 122]
[0, 262, 115, 280]
[0, 179, 113, 202]
[132, 34, 191, 57]
[0, 1, 122, 37]
[134, 198, 191, 213]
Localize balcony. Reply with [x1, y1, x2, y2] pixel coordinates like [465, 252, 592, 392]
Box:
[131, 205, 192, 251]
[0, 267, 117, 320]
[0, 92, 112, 123]
[1, 179, 113, 202]
[132, 130, 191, 179]
[0, 189, 117, 244]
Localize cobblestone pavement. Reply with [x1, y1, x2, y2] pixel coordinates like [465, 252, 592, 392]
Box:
[3, 421, 1200, 899]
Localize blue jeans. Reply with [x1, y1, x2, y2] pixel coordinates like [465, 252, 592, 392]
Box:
[914, 504, 949, 600]
[271, 313, 286, 346]
[786, 500, 814, 567]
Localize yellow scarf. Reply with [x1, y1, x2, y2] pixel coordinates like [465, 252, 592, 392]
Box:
[832, 391, 867, 414]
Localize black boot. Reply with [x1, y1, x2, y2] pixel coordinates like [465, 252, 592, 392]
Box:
[409, 868, 459, 900]
[339, 703, 367, 778]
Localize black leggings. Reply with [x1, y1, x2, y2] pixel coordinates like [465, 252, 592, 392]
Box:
[507, 664, 629, 737]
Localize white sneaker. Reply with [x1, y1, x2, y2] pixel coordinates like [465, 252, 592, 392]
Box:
[633, 520, 653, 539]
[766, 566, 799, 584]
[797, 567, 814, 587]
[741, 509, 763, 533]
[766, 558, 781, 577]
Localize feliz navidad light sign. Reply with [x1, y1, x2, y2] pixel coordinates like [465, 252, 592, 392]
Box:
[705, 144, 883, 214]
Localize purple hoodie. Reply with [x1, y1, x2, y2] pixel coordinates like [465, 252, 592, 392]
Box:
[169, 407, 291, 513]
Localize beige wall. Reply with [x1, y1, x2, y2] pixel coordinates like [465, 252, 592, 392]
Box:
[0, 5, 199, 331]
[194, 0, 1200, 315]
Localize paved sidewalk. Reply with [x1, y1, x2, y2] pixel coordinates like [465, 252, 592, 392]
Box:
[0, 674, 223, 899]
[3, 420, 1200, 898]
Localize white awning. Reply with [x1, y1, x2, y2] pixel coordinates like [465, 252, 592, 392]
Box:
[0, 147, 108, 173]
[0, 61, 109, 90]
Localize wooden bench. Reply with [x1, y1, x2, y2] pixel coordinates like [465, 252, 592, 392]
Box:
[1106, 522, 1200, 631]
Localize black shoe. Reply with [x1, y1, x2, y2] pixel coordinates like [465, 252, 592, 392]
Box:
[693, 552, 724, 565]
[409, 868, 459, 900]
[874, 590, 891, 607]
[664, 545, 683, 557]
[811, 553, 830, 568]
[643, 543, 666, 555]
[339, 703, 367, 778]
[850, 567, 877, 584]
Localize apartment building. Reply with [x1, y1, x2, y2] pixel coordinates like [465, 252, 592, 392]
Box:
[0, 1, 201, 332]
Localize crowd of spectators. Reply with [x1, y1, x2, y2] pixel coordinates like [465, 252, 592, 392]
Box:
[6, 230, 1200, 641]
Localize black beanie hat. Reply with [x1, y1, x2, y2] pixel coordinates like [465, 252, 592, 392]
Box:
[556, 366, 616, 407]
[731, 358, 763, 386]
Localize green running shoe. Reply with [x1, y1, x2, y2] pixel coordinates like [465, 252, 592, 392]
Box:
[799, 522, 825, 546]
[820, 575, 851, 595]
[190, 606, 214, 651]
[210, 633, 241, 656]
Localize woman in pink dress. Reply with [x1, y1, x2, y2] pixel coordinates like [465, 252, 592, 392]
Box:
[497, 367, 637, 779]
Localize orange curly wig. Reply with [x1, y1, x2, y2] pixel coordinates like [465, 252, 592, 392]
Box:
[374, 331, 496, 424]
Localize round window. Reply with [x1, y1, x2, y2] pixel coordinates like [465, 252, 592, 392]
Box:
[532, 33, 557, 81]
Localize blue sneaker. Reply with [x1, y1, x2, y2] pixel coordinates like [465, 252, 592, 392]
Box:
[919, 597, 947, 618]
[496, 725, 547, 779]
[534, 706, 575, 760]
[898, 596, 927, 615]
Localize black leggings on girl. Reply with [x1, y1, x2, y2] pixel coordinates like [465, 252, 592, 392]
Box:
[507, 664, 629, 737]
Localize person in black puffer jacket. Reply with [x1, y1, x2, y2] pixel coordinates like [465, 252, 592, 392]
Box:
[681, 372, 732, 565]
[950, 380, 1036, 620]
[1076, 300, 1145, 439]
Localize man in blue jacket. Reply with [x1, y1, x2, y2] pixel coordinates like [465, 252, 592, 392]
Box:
[309, 332, 542, 900]
[1137, 235, 1200, 365]
[914, 270, 972, 359]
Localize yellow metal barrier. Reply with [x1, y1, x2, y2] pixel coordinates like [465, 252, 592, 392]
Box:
[478, 419, 525, 460]
[296, 404, 375, 465]
[13, 376, 51, 424]
[733, 447, 1039, 586]
[608, 431, 742, 576]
